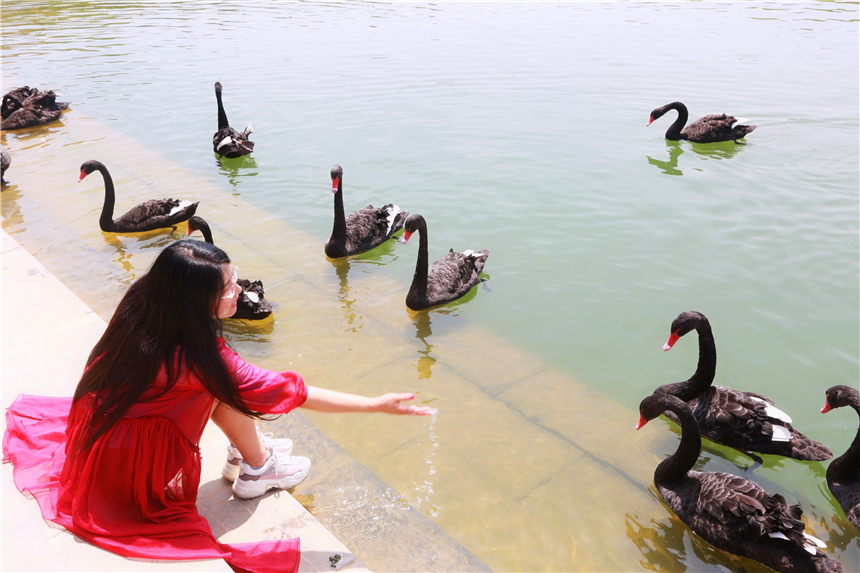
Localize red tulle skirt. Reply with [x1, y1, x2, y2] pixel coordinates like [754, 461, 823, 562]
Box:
[3, 342, 309, 573]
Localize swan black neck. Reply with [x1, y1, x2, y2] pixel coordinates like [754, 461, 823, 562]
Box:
[655, 398, 702, 485]
[215, 83, 229, 130]
[410, 218, 430, 299]
[829, 393, 860, 483]
[94, 163, 117, 232]
[664, 102, 689, 141]
[191, 219, 214, 244]
[331, 176, 347, 246]
[659, 319, 716, 401]
[686, 320, 716, 397]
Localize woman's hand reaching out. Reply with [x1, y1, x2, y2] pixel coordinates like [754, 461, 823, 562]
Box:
[372, 393, 435, 416]
[302, 386, 436, 415]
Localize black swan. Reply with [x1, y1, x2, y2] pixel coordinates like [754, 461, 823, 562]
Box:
[821, 385, 860, 530]
[637, 394, 842, 573]
[400, 213, 489, 311]
[657, 311, 831, 462]
[212, 82, 254, 158]
[648, 102, 756, 143]
[0, 145, 10, 183]
[1, 86, 69, 130]
[324, 164, 407, 259]
[186, 216, 273, 321]
[79, 160, 199, 233]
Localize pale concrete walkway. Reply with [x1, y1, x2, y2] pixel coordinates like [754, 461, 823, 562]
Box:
[1, 229, 368, 572]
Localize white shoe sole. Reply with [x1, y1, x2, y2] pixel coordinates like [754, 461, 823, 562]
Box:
[221, 437, 294, 483]
[232, 462, 311, 499]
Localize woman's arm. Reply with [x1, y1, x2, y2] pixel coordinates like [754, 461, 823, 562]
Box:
[301, 386, 434, 416]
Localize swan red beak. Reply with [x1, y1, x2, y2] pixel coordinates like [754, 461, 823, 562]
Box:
[647, 116, 654, 126]
[78, 170, 87, 182]
[663, 331, 680, 352]
[401, 230, 413, 244]
[636, 414, 648, 430]
[331, 177, 339, 193]
[821, 403, 833, 414]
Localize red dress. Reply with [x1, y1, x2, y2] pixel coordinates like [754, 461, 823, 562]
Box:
[2, 338, 308, 573]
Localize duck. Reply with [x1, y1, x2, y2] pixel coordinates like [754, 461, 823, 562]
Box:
[186, 216, 273, 320]
[400, 213, 489, 311]
[212, 82, 254, 158]
[820, 385, 860, 530]
[648, 102, 756, 143]
[1, 86, 69, 130]
[79, 160, 199, 233]
[637, 393, 842, 573]
[324, 164, 407, 259]
[1, 145, 10, 183]
[656, 311, 831, 463]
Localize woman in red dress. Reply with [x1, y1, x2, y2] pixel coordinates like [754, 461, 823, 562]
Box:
[3, 239, 432, 573]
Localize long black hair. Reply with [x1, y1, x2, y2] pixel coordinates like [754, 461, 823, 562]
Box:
[73, 239, 263, 450]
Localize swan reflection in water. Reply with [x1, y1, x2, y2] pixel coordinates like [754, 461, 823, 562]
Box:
[412, 312, 436, 379]
[216, 154, 259, 195]
[647, 139, 747, 177]
[332, 258, 361, 333]
[646, 141, 684, 176]
[1, 182, 23, 222]
[331, 238, 402, 332]
[103, 229, 178, 285]
[625, 511, 752, 572]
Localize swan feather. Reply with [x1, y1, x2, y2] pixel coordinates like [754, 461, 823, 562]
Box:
[168, 200, 194, 217]
[749, 396, 793, 423]
[770, 425, 792, 442]
[385, 205, 401, 236]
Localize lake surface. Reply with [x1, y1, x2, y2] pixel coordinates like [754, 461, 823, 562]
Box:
[3, 2, 858, 571]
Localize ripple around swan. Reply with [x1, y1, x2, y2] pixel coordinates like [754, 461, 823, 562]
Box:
[2, 1, 858, 570]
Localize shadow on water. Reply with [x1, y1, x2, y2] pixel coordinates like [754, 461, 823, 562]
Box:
[1, 183, 24, 225]
[222, 315, 275, 340]
[690, 140, 748, 160]
[215, 154, 259, 193]
[355, 236, 402, 263]
[412, 312, 436, 379]
[647, 141, 685, 176]
[326, 239, 405, 333]
[102, 228, 185, 283]
[624, 509, 772, 573]
[647, 139, 748, 176]
[332, 257, 361, 333]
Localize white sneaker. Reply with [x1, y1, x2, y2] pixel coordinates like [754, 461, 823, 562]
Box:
[221, 430, 294, 482]
[232, 449, 312, 499]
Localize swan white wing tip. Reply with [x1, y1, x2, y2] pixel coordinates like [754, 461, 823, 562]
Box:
[385, 205, 401, 235]
[770, 424, 792, 442]
[748, 396, 793, 423]
[463, 249, 474, 257]
[733, 117, 750, 125]
[243, 124, 254, 135]
[764, 404, 793, 424]
[245, 291, 260, 303]
[803, 533, 827, 549]
[217, 136, 233, 150]
[768, 532, 790, 541]
[167, 201, 194, 217]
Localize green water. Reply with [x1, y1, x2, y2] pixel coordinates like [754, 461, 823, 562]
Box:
[3, 2, 858, 571]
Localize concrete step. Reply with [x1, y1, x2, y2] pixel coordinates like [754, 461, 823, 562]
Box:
[0, 230, 368, 572]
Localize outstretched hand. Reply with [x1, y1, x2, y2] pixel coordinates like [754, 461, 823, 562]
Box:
[373, 393, 435, 416]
